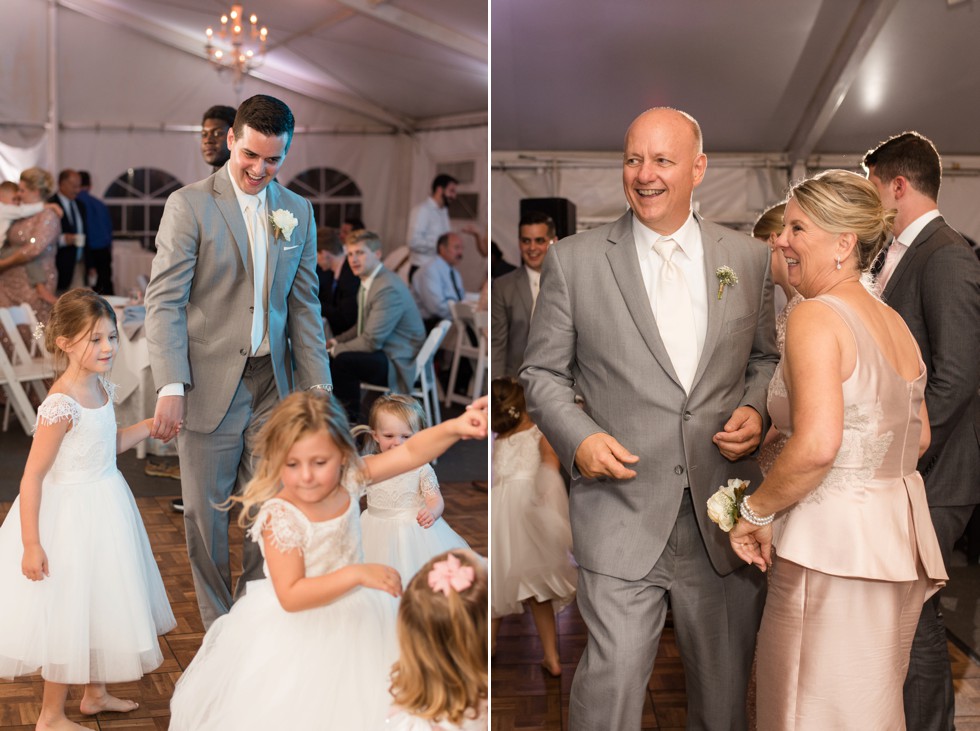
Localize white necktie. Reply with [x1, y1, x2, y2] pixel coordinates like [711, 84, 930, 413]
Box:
[875, 239, 906, 295]
[245, 201, 267, 353]
[653, 238, 698, 392]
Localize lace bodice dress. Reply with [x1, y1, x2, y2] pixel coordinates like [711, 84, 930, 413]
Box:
[362, 465, 472, 584]
[0, 381, 175, 684]
[169, 484, 399, 730]
[491, 426, 576, 618]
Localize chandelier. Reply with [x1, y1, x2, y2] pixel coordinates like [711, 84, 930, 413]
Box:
[205, 4, 268, 91]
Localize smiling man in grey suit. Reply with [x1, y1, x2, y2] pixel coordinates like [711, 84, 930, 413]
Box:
[521, 108, 778, 730]
[864, 131, 980, 731]
[145, 95, 331, 628]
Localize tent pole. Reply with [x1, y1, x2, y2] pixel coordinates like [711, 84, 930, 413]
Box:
[47, 0, 58, 171]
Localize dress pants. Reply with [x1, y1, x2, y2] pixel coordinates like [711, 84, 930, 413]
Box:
[568, 490, 765, 731]
[177, 355, 279, 629]
[55, 245, 78, 292]
[85, 246, 114, 295]
[331, 349, 389, 424]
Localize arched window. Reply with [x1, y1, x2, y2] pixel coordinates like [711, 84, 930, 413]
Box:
[286, 167, 363, 230]
[104, 168, 183, 249]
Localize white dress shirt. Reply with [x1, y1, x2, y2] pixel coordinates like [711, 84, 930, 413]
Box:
[526, 267, 542, 309]
[412, 256, 464, 320]
[406, 197, 451, 268]
[879, 209, 942, 290]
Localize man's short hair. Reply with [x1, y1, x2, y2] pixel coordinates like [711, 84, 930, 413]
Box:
[346, 229, 383, 253]
[518, 210, 557, 238]
[431, 174, 458, 194]
[58, 169, 78, 184]
[862, 131, 942, 202]
[436, 232, 455, 251]
[202, 105, 237, 129]
[232, 95, 295, 148]
[316, 227, 344, 255]
[78, 171, 92, 188]
[343, 216, 365, 230]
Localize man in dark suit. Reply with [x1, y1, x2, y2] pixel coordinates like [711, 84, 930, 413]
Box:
[864, 131, 980, 730]
[77, 171, 113, 295]
[50, 169, 86, 292]
[315, 226, 359, 336]
[522, 108, 777, 730]
[327, 230, 426, 423]
[491, 210, 556, 377]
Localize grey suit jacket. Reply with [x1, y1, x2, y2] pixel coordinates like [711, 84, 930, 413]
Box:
[145, 165, 331, 433]
[882, 216, 980, 507]
[521, 211, 778, 579]
[491, 266, 533, 378]
[333, 265, 426, 393]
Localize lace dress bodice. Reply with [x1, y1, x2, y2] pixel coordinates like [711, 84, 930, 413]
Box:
[35, 381, 119, 484]
[366, 465, 440, 518]
[492, 426, 542, 485]
[250, 490, 364, 578]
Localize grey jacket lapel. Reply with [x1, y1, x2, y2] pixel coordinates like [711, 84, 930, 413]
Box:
[515, 267, 533, 317]
[605, 213, 683, 389]
[695, 217, 733, 390]
[212, 166, 251, 276]
[265, 183, 282, 286]
[884, 216, 945, 299]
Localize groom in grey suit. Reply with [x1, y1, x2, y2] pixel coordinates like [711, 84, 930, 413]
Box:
[864, 131, 980, 731]
[145, 95, 331, 628]
[522, 108, 778, 730]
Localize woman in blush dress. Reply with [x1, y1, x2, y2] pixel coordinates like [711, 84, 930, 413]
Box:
[729, 170, 947, 730]
[0, 167, 60, 320]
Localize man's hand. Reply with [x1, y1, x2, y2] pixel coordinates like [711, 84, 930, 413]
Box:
[574, 433, 639, 480]
[712, 406, 763, 461]
[152, 395, 185, 442]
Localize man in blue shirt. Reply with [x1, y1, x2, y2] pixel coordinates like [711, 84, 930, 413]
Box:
[77, 171, 113, 295]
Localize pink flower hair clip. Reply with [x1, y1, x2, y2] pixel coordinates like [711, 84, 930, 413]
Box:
[427, 553, 475, 597]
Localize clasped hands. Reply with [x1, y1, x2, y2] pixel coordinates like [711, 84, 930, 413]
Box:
[573, 405, 763, 480]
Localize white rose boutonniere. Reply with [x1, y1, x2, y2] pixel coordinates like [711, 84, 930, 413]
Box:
[269, 209, 299, 243]
[706, 478, 750, 532]
[715, 265, 738, 300]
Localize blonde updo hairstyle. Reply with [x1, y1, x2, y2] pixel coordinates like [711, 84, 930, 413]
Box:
[787, 169, 895, 272]
[752, 202, 786, 242]
[490, 377, 526, 435]
[45, 288, 117, 375]
[19, 167, 55, 200]
[388, 550, 488, 725]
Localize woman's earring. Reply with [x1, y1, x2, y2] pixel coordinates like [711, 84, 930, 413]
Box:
[835, 256, 842, 270]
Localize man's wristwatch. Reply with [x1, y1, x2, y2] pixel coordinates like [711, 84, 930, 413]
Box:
[309, 384, 334, 393]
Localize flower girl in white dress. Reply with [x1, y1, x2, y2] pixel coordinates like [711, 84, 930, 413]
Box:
[385, 550, 488, 730]
[490, 378, 577, 677]
[169, 391, 487, 730]
[359, 395, 472, 582]
[0, 289, 176, 731]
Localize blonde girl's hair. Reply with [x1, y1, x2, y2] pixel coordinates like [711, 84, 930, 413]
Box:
[44, 288, 117, 375]
[489, 377, 526, 435]
[389, 550, 488, 724]
[752, 202, 786, 242]
[352, 394, 427, 455]
[788, 169, 896, 272]
[229, 391, 362, 527]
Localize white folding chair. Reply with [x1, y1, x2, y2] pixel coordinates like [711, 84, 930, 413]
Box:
[16, 303, 43, 356]
[444, 301, 488, 407]
[361, 319, 452, 429]
[382, 245, 412, 284]
[0, 307, 55, 433]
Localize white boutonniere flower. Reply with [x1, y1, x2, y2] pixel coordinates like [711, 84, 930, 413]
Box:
[715, 265, 738, 300]
[706, 478, 750, 532]
[269, 209, 299, 243]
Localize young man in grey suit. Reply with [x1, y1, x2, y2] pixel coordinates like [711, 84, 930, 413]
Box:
[491, 210, 556, 378]
[145, 95, 331, 629]
[521, 107, 778, 730]
[327, 229, 426, 423]
[864, 131, 980, 731]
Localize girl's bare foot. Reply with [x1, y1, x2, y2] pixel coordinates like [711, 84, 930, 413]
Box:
[78, 691, 138, 715]
[541, 657, 562, 677]
[35, 716, 90, 730]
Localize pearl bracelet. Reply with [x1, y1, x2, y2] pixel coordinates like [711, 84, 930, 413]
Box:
[739, 495, 775, 527]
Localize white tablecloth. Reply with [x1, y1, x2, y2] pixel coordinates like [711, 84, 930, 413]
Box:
[112, 239, 156, 296]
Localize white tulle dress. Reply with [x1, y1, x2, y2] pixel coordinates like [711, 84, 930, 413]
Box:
[385, 703, 488, 730]
[169, 484, 398, 730]
[491, 425, 576, 618]
[0, 382, 175, 684]
[362, 464, 472, 584]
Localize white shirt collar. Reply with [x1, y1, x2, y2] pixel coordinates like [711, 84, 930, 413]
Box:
[633, 211, 702, 263]
[361, 262, 383, 293]
[896, 209, 941, 247]
[227, 166, 267, 214]
[525, 266, 541, 288]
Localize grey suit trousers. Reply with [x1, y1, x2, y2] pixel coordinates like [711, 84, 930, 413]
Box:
[178, 355, 279, 629]
[568, 491, 765, 731]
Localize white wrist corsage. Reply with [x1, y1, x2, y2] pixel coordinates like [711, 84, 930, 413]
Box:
[715, 265, 738, 300]
[269, 209, 299, 243]
[706, 478, 750, 532]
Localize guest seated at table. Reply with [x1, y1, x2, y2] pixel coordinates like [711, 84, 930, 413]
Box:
[327, 230, 426, 424]
[315, 226, 359, 337]
[0, 167, 61, 319]
[411, 232, 466, 332]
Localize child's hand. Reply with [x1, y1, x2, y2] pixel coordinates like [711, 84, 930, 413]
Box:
[22, 544, 48, 581]
[454, 404, 488, 441]
[416, 507, 436, 529]
[359, 563, 402, 598]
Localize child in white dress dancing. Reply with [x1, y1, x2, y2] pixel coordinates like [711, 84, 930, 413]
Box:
[169, 391, 487, 730]
[359, 395, 472, 582]
[0, 289, 176, 731]
[490, 378, 576, 677]
[386, 550, 488, 730]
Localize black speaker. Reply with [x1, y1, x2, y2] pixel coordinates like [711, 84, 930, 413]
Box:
[520, 197, 577, 239]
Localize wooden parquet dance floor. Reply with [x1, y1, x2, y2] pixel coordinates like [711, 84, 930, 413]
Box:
[0, 481, 487, 730]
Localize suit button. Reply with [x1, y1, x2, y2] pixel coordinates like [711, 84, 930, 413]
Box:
[683, 411, 692, 421]
[240, 348, 248, 356]
[249, 306, 255, 313]
[674, 465, 684, 475]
